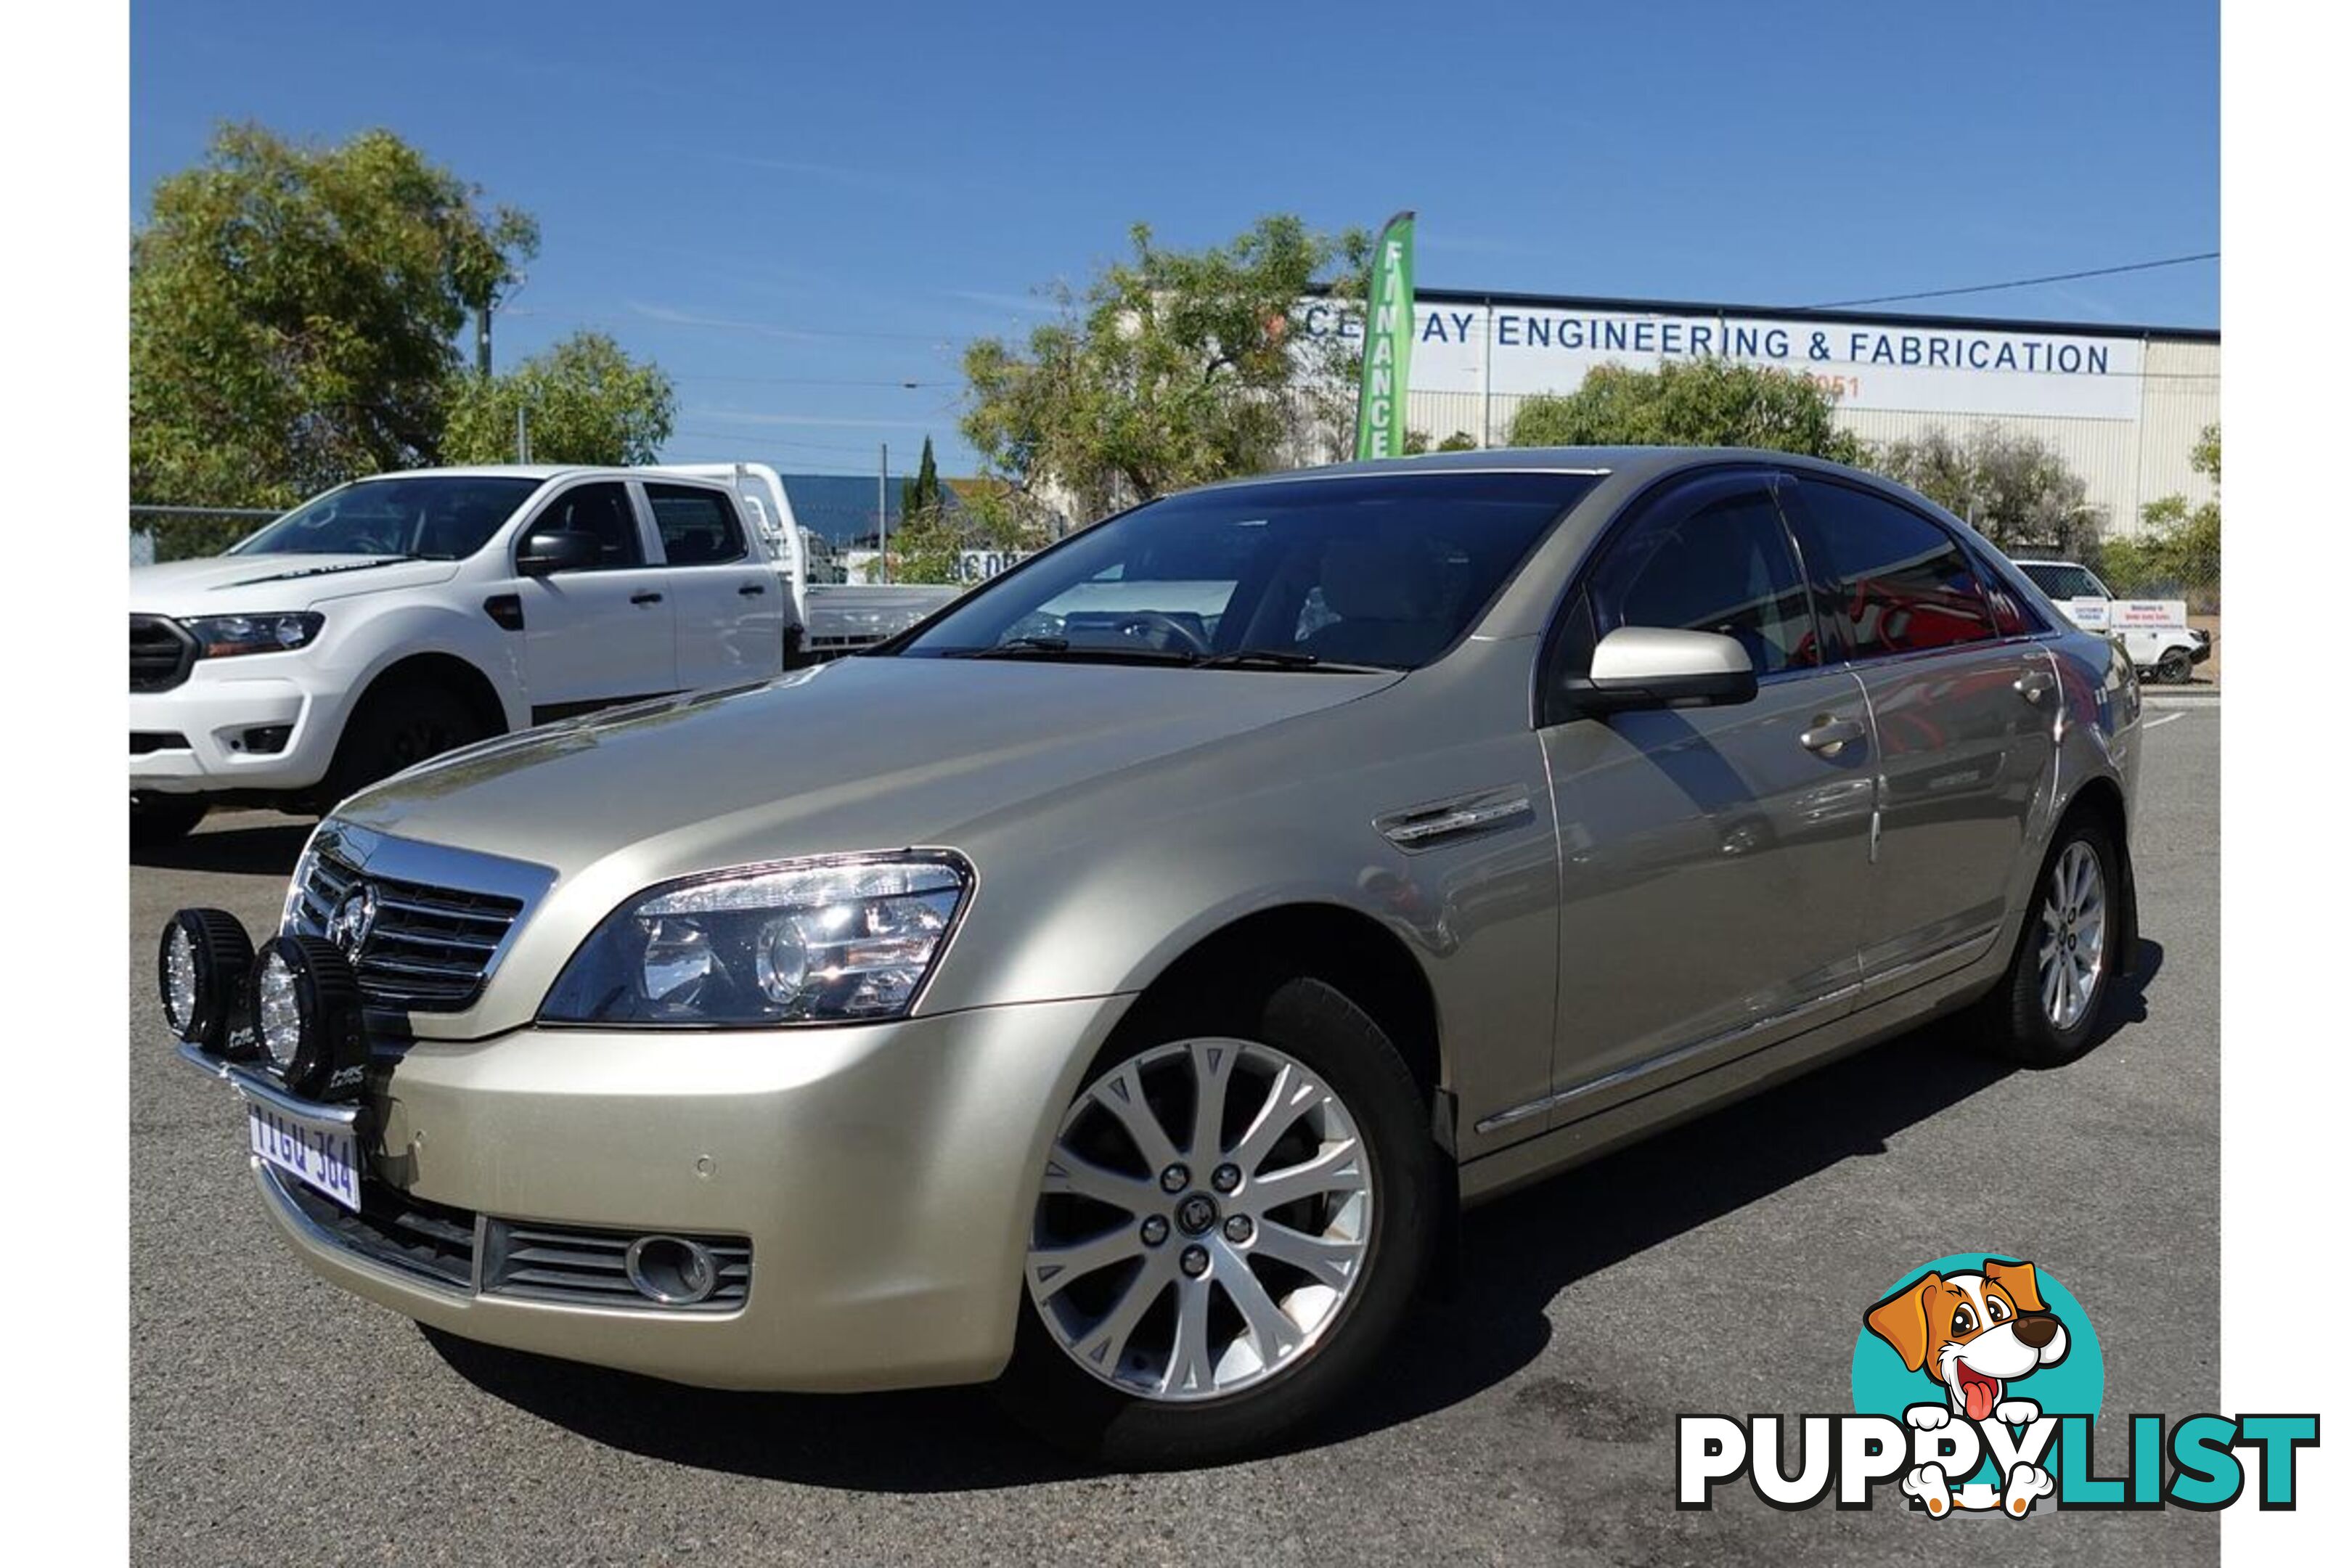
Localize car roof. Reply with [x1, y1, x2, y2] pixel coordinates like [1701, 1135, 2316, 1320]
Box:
[350, 462, 611, 481]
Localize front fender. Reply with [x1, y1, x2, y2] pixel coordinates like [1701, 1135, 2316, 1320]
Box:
[320, 597, 528, 732]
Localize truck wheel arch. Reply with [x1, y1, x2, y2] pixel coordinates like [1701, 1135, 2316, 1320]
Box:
[346, 652, 510, 744]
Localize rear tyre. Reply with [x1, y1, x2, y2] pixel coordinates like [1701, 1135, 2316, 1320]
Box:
[992, 975, 1440, 1468]
[130, 793, 209, 848]
[1977, 816, 2122, 1066]
[321, 682, 487, 809]
[2156, 648, 2193, 685]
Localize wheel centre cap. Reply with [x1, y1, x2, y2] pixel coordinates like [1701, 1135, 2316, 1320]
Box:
[1175, 1193, 1220, 1236]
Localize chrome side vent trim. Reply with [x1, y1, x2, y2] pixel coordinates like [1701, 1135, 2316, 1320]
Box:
[1377, 785, 1533, 852]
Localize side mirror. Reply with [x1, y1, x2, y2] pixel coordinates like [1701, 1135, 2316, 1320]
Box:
[1564, 626, 1759, 714]
[518, 531, 599, 576]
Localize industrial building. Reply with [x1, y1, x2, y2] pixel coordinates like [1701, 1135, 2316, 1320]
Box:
[1299, 287, 2219, 537]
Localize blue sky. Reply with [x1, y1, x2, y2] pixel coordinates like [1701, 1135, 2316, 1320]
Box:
[131, 0, 2218, 476]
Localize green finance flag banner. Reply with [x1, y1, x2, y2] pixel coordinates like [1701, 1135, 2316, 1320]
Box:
[1353, 211, 1416, 460]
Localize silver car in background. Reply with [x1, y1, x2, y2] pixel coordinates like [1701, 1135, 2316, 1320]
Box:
[163, 447, 2141, 1466]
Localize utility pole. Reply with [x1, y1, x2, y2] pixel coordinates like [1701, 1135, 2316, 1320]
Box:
[475, 301, 493, 379]
[878, 441, 890, 584]
[515, 406, 531, 464]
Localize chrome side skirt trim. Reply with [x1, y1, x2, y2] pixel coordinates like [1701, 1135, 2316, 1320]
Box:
[1474, 982, 1862, 1135]
[1862, 924, 2001, 992]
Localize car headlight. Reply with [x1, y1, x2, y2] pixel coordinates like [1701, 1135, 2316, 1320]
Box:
[540, 853, 973, 1026]
[184, 612, 324, 658]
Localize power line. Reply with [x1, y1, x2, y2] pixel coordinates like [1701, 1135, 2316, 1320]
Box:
[1804, 251, 2218, 310]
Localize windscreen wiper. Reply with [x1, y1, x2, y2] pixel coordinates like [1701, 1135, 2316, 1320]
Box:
[1193, 648, 1392, 673]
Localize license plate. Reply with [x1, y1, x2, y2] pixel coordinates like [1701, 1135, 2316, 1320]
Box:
[248, 1101, 362, 1212]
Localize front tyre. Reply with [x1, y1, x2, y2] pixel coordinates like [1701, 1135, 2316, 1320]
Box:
[995, 976, 1440, 1467]
[1980, 817, 2122, 1066]
[322, 682, 486, 808]
[2156, 648, 2194, 685]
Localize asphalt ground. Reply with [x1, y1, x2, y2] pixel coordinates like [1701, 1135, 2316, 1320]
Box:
[130, 701, 2220, 1567]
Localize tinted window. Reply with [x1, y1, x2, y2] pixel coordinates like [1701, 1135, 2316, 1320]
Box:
[645, 483, 748, 565]
[1793, 479, 1996, 657]
[1583, 483, 1818, 674]
[234, 476, 541, 559]
[536, 482, 644, 568]
[894, 473, 1598, 670]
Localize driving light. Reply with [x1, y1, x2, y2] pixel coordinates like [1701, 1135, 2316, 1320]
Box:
[540, 853, 973, 1026]
[248, 935, 369, 1101]
[184, 612, 324, 658]
[157, 908, 256, 1054]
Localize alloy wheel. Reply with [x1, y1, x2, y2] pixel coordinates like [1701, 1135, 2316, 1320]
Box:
[2036, 840, 2107, 1030]
[1025, 1037, 1375, 1402]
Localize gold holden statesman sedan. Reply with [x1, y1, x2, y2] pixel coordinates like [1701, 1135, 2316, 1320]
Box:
[163, 448, 2141, 1466]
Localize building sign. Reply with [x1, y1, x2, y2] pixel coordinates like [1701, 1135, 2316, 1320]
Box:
[1301, 300, 2147, 421]
[957, 548, 1029, 584]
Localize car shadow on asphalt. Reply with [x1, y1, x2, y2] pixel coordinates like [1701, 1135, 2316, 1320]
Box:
[422, 942, 2167, 1490]
[131, 819, 313, 876]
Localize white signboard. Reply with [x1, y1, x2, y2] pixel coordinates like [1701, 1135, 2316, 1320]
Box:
[1299, 300, 2146, 421]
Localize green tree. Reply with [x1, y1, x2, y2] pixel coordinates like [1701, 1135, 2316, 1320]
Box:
[1507, 359, 1867, 464]
[900, 435, 945, 520]
[1874, 423, 2095, 554]
[441, 331, 676, 466]
[131, 123, 539, 507]
[887, 436, 963, 583]
[960, 216, 1369, 523]
[2102, 425, 2221, 606]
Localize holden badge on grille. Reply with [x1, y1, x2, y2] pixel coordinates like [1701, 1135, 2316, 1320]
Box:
[326, 883, 380, 956]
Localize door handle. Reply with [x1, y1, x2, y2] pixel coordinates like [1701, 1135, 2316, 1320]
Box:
[631, 591, 663, 605]
[1800, 715, 1866, 756]
[738, 583, 767, 597]
[2014, 668, 2056, 704]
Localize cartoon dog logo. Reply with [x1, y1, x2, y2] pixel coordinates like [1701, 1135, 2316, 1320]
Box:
[1864, 1258, 2070, 1516]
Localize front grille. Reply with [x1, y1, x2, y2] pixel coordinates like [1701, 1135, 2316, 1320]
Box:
[271, 1171, 750, 1310]
[278, 1173, 478, 1290]
[290, 843, 523, 1011]
[131, 730, 191, 754]
[131, 615, 197, 692]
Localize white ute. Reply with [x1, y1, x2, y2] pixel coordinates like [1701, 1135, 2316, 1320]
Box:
[2012, 558, 2210, 685]
[128, 462, 956, 845]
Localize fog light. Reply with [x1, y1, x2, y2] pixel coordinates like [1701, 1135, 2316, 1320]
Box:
[624, 1235, 719, 1305]
[248, 935, 368, 1101]
[156, 909, 255, 1055]
[239, 724, 293, 755]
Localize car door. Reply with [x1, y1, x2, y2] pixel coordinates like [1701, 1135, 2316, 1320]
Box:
[639, 480, 785, 688]
[513, 478, 678, 721]
[1534, 470, 1875, 1122]
[1779, 473, 2057, 994]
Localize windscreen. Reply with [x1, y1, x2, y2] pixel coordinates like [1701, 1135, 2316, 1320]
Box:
[893, 471, 1599, 670]
[233, 476, 545, 559]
